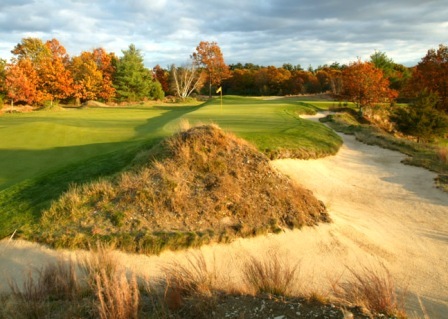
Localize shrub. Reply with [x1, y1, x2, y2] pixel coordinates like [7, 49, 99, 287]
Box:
[390, 90, 448, 142]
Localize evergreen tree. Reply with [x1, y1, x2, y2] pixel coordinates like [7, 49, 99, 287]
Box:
[114, 44, 155, 101]
[390, 90, 448, 142]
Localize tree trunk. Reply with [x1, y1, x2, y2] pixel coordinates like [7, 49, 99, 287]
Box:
[208, 76, 212, 99]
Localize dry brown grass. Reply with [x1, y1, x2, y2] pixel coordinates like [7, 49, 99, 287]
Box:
[80, 244, 141, 319]
[0, 249, 410, 318]
[437, 146, 448, 164]
[242, 250, 300, 297]
[332, 265, 407, 318]
[3, 258, 80, 319]
[38, 124, 329, 254]
[94, 270, 140, 319]
[160, 253, 218, 317]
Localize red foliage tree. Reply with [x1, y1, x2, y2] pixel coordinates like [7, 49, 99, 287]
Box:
[192, 41, 231, 97]
[406, 44, 448, 112]
[339, 60, 398, 116]
[153, 64, 170, 94]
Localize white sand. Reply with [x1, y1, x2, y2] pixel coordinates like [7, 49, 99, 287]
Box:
[1, 114, 447, 318]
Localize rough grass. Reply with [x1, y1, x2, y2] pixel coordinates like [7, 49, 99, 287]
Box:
[31, 124, 329, 253]
[0, 250, 407, 319]
[332, 265, 407, 318]
[242, 250, 300, 296]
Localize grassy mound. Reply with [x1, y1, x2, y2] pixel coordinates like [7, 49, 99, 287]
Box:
[34, 125, 329, 254]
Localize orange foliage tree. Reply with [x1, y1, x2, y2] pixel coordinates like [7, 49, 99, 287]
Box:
[406, 44, 448, 112]
[92, 48, 116, 101]
[339, 60, 398, 116]
[5, 58, 44, 105]
[70, 48, 116, 103]
[39, 39, 74, 104]
[254, 66, 291, 95]
[192, 41, 230, 97]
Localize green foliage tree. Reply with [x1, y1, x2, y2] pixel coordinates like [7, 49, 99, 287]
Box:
[11, 37, 50, 65]
[0, 58, 6, 104]
[370, 51, 395, 78]
[390, 90, 448, 142]
[370, 50, 411, 92]
[113, 44, 157, 102]
[149, 79, 165, 100]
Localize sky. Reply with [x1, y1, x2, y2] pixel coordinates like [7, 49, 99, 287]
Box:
[1, 0, 447, 69]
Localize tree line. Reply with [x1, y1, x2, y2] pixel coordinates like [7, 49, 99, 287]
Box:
[0, 38, 447, 141]
[0, 38, 164, 107]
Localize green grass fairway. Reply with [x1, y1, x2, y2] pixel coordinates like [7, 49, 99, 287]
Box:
[0, 96, 342, 238]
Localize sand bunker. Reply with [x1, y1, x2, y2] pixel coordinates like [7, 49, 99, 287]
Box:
[1, 114, 447, 318]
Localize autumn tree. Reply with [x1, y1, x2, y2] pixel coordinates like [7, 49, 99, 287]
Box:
[223, 68, 257, 95]
[5, 58, 43, 106]
[10, 37, 75, 105]
[338, 60, 398, 116]
[92, 48, 116, 101]
[192, 41, 230, 98]
[114, 44, 163, 101]
[69, 48, 116, 103]
[70, 51, 104, 102]
[283, 70, 305, 95]
[153, 64, 170, 94]
[254, 66, 291, 95]
[406, 44, 448, 112]
[39, 39, 74, 104]
[11, 37, 50, 66]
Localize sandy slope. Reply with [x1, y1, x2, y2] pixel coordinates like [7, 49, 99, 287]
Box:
[1, 114, 447, 318]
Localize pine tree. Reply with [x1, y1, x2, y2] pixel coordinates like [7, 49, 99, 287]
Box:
[113, 44, 154, 102]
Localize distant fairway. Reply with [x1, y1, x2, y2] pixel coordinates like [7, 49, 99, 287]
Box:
[0, 96, 342, 237]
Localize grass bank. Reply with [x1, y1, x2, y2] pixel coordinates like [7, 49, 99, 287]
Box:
[28, 125, 329, 253]
[321, 109, 448, 191]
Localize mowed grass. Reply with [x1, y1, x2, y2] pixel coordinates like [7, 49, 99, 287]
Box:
[0, 96, 342, 238]
[167, 96, 342, 159]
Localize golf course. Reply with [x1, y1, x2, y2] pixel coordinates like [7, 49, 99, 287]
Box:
[1, 96, 447, 318]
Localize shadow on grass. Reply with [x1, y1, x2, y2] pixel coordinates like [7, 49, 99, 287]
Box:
[0, 104, 203, 239]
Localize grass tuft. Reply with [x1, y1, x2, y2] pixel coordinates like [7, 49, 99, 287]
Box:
[242, 250, 300, 297]
[332, 265, 407, 318]
[94, 269, 140, 319]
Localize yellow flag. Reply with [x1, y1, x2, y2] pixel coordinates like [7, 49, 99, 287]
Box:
[216, 86, 222, 93]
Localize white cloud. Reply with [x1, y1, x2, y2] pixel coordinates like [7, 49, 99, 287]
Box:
[0, 0, 447, 67]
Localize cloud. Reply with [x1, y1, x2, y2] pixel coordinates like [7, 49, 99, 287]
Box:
[0, 0, 446, 67]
